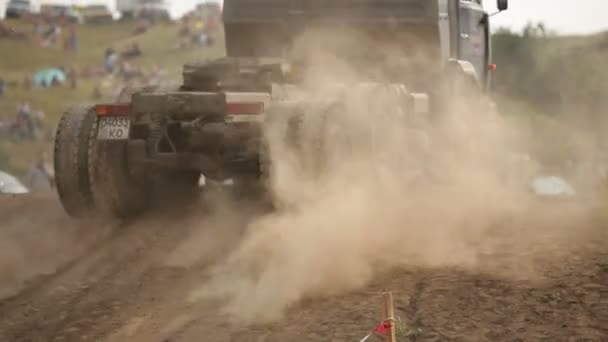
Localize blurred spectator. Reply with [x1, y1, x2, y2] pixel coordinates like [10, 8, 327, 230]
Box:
[0, 21, 28, 40]
[0, 77, 5, 97]
[132, 19, 150, 36]
[32, 110, 46, 139]
[121, 43, 142, 59]
[179, 15, 192, 36]
[2, 104, 47, 142]
[42, 24, 62, 47]
[32, 20, 41, 35]
[67, 67, 77, 89]
[32, 110, 46, 131]
[15, 103, 35, 140]
[104, 47, 119, 73]
[17, 103, 33, 122]
[82, 65, 105, 78]
[193, 31, 212, 47]
[26, 157, 52, 192]
[92, 85, 102, 100]
[119, 61, 143, 81]
[194, 19, 205, 32]
[32, 19, 43, 41]
[64, 25, 77, 53]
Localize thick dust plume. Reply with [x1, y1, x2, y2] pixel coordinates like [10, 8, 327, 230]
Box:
[0, 195, 113, 300]
[197, 28, 595, 323]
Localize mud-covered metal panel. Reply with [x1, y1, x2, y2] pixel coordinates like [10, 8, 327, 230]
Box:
[131, 92, 226, 120]
[223, 0, 289, 21]
[224, 0, 438, 22]
[306, 0, 438, 21]
[224, 0, 440, 57]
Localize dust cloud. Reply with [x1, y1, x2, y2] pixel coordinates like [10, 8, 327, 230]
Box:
[0, 195, 112, 300]
[186, 28, 600, 324]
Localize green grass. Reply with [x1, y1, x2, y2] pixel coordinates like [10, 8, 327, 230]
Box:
[0, 18, 226, 177]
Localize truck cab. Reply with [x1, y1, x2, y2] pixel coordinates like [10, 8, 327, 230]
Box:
[458, 0, 495, 91]
[222, 0, 506, 92]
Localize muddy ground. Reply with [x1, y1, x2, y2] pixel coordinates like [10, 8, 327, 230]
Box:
[0, 191, 607, 342]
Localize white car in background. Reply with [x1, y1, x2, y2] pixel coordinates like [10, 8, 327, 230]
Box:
[5, 0, 37, 18]
[136, 0, 171, 21]
[117, 0, 199, 21]
[0, 170, 29, 195]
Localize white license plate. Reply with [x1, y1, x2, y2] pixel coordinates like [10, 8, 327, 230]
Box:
[97, 117, 130, 140]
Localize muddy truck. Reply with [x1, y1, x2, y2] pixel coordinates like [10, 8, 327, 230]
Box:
[53, 0, 508, 219]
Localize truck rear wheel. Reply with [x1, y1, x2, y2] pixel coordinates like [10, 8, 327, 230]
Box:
[87, 85, 160, 219]
[54, 105, 96, 218]
[89, 139, 150, 219]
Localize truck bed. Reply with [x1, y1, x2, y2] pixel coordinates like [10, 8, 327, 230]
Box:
[223, 0, 440, 58]
[223, 0, 438, 22]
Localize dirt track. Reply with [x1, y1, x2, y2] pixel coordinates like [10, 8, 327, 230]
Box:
[0, 192, 607, 342]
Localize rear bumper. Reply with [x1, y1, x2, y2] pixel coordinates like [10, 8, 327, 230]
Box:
[124, 91, 267, 176]
[131, 92, 226, 121]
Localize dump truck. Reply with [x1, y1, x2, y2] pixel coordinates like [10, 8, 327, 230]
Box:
[53, 0, 509, 219]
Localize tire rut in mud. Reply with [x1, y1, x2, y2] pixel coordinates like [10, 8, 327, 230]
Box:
[0, 192, 265, 342]
[1, 195, 608, 342]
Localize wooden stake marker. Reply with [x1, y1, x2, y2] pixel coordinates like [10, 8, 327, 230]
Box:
[383, 292, 396, 342]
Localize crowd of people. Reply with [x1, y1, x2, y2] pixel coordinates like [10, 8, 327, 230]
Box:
[0, 14, 78, 51]
[0, 20, 28, 40]
[176, 6, 221, 49]
[0, 6, 223, 193]
[98, 43, 166, 101]
[0, 102, 48, 142]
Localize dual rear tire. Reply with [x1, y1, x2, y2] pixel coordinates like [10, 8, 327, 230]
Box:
[54, 105, 97, 217]
[54, 105, 196, 220]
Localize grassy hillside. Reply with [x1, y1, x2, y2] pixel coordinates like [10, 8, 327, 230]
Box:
[493, 29, 608, 116]
[0, 19, 225, 176]
[491, 27, 608, 170]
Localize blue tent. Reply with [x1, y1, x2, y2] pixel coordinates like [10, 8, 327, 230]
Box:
[33, 68, 66, 87]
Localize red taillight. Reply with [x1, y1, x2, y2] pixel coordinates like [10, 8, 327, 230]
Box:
[226, 102, 264, 115]
[95, 104, 130, 117]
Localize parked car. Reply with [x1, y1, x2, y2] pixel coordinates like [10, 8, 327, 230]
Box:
[0, 171, 29, 195]
[135, 0, 170, 22]
[5, 0, 32, 18]
[40, 4, 83, 24]
[80, 4, 118, 24]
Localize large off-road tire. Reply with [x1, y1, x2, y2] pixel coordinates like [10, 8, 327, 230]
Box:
[84, 84, 160, 219]
[89, 139, 151, 219]
[54, 105, 97, 218]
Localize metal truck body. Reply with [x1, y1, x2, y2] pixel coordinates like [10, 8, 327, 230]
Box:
[53, 0, 508, 218]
